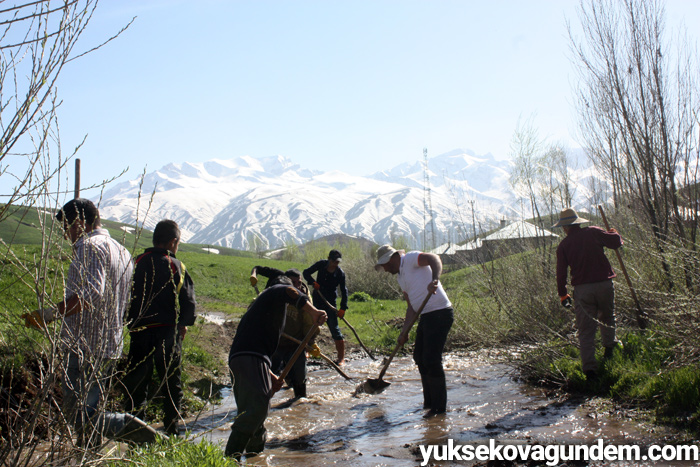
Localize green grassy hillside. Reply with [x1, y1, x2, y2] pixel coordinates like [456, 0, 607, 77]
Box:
[0, 204, 255, 257]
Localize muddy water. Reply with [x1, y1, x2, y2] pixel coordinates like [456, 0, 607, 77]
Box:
[189, 352, 690, 466]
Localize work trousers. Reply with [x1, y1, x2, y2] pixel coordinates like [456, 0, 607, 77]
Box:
[313, 293, 343, 341]
[226, 355, 272, 458]
[63, 351, 130, 445]
[123, 326, 183, 434]
[573, 280, 617, 372]
[413, 308, 454, 412]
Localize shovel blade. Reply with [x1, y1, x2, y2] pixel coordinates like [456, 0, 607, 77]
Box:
[356, 378, 391, 395]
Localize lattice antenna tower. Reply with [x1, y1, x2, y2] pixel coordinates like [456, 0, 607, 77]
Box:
[423, 147, 436, 250]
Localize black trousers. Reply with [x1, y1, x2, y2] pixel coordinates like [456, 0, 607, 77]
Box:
[123, 326, 182, 433]
[226, 355, 271, 458]
[413, 308, 454, 412]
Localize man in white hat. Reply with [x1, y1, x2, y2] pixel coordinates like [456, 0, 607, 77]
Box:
[553, 207, 623, 380]
[375, 244, 453, 417]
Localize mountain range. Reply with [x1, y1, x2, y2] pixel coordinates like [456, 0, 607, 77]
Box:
[96, 149, 598, 251]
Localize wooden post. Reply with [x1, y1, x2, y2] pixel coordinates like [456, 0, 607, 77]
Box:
[597, 205, 648, 329]
[74, 158, 81, 199]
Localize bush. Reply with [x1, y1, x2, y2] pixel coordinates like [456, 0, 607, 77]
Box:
[349, 291, 372, 302]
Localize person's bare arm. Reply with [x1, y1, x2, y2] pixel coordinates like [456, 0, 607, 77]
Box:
[418, 252, 442, 294]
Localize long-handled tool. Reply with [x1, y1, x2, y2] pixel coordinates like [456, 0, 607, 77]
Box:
[315, 289, 376, 360]
[281, 332, 353, 381]
[275, 324, 319, 394]
[357, 292, 432, 394]
[597, 205, 648, 330]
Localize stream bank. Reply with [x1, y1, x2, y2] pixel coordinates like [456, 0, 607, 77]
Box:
[184, 350, 695, 466]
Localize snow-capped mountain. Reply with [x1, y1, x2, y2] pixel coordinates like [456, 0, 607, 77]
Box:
[96, 149, 597, 250]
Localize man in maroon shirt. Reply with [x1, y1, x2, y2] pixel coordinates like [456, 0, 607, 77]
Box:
[554, 207, 623, 380]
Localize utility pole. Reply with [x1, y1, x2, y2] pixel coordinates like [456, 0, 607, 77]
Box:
[469, 199, 477, 241]
[423, 148, 436, 251]
[74, 158, 81, 199]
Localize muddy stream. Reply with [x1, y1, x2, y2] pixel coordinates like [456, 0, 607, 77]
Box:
[185, 351, 690, 466]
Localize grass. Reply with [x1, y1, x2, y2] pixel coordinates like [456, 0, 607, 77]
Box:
[519, 330, 700, 431]
[107, 436, 240, 466]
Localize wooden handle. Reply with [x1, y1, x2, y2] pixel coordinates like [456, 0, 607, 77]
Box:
[279, 324, 319, 381]
[315, 289, 376, 360]
[376, 291, 433, 380]
[597, 205, 647, 329]
[281, 332, 352, 380]
[341, 316, 376, 360]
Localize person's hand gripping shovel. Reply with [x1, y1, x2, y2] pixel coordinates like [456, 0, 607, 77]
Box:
[270, 310, 326, 396]
[315, 288, 376, 361]
[356, 291, 432, 395]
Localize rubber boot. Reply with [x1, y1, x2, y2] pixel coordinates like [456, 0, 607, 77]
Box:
[244, 425, 267, 456]
[164, 418, 179, 436]
[419, 373, 432, 410]
[334, 339, 346, 365]
[424, 375, 447, 418]
[293, 382, 307, 398]
[116, 414, 163, 444]
[225, 428, 248, 460]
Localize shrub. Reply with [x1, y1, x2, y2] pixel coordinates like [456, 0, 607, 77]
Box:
[349, 291, 372, 302]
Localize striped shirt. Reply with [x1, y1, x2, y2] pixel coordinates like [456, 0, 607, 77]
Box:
[62, 228, 133, 359]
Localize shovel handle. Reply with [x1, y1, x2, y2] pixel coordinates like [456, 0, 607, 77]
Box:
[279, 324, 319, 382]
[315, 289, 376, 360]
[376, 291, 433, 380]
[597, 205, 647, 329]
[341, 316, 376, 360]
[281, 333, 353, 380]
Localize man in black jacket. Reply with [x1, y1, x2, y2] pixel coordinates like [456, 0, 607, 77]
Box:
[124, 219, 197, 436]
[225, 277, 326, 460]
[303, 249, 349, 364]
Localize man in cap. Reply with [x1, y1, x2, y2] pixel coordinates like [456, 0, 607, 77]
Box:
[303, 249, 349, 365]
[553, 207, 623, 380]
[375, 244, 454, 417]
[22, 198, 159, 445]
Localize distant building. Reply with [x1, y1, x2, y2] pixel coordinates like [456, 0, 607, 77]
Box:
[437, 220, 558, 265]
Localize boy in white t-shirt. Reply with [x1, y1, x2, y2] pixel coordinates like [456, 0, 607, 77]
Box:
[375, 244, 454, 417]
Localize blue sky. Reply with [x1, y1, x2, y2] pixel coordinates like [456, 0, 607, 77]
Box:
[46, 0, 700, 196]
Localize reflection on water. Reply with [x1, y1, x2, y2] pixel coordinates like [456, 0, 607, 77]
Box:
[188, 352, 689, 466]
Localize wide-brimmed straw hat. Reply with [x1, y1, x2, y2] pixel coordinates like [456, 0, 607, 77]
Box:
[374, 244, 398, 271]
[552, 207, 589, 228]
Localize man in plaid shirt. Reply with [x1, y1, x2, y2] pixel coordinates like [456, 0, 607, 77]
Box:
[24, 199, 159, 445]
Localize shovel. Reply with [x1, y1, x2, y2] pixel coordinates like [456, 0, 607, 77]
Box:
[598, 205, 648, 330]
[315, 289, 376, 360]
[282, 332, 353, 381]
[357, 291, 432, 394]
[275, 324, 319, 393]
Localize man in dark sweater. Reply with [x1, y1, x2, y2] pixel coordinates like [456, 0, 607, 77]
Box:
[124, 219, 197, 435]
[225, 277, 326, 460]
[303, 249, 349, 364]
[554, 208, 623, 380]
[250, 265, 320, 398]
